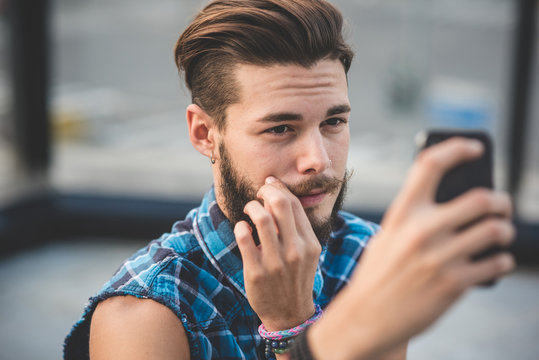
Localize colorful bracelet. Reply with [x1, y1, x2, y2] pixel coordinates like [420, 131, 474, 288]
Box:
[258, 304, 323, 341]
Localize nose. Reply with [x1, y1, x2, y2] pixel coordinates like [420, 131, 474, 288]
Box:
[296, 131, 331, 175]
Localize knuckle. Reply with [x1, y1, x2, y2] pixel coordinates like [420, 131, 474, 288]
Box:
[497, 192, 514, 216]
[267, 195, 290, 212]
[492, 260, 506, 275]
[469, 188, 493, 209]
[506, 223, 517, 243]
[492, 254, 514, 273]
[289, 196, 303, 212]
[251, 212, 273, 228]
[309, 241, 322, 256]
[440, 271, 465, 294]
[421, 253, 442, 274]
[478, 219, 514, 246]
[497, 222, 516, 245]
[285, 250, 302, 266]
[266, 260, 285, 277]
[246, 268, 264, 284]
[407, 227, 429, 250]
[485, 219, 506, 239]
[235, 231, 250, 245]
[487, 255, 510, 277]
[244, 200, 259, 210]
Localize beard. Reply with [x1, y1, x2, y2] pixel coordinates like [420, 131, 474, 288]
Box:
[218, 142, 349, 245]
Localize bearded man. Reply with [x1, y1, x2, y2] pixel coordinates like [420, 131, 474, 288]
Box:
[64, 1, 515, 359]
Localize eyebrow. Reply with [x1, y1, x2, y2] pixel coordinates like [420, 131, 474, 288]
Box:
[258, 104, 351, 123]
[327, 104, 351, 117]
[259, 112, 303, 123]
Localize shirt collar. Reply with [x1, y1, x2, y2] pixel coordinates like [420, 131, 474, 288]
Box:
[193, 187, 324, 300]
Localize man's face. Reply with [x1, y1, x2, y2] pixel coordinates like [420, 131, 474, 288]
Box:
[213, 59, 351, 242]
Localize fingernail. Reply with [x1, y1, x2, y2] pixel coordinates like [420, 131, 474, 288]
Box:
[468, 139, 483, 152]
[265, 176, 277, 184]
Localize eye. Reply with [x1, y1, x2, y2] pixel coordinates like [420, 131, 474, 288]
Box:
[266, 125, 291, 134]
[323, 117, 347, 127]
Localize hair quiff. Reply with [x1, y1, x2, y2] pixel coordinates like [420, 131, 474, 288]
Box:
[174, 0, 354, 130]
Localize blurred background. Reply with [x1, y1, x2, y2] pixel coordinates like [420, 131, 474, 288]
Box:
[0, 0, 538, 359]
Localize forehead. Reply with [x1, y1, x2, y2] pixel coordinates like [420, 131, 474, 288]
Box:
[230, 59, 349, 116]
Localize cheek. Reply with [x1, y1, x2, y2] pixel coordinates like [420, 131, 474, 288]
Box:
[328, 134, 349, 170]
[231, 143, 291, 184]
[255, 150, 293, 179]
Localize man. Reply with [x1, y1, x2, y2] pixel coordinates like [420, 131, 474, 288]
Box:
[64, 0, 515, 359]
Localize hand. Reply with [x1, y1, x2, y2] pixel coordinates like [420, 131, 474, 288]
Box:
[308, 137, 516, 360]
[234, 176, 322, 331]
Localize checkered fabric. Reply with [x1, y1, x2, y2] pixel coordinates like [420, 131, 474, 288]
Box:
[64, 187, 378, 359]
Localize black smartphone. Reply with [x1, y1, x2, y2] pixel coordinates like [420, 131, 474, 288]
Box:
[415, 129, 502, 286]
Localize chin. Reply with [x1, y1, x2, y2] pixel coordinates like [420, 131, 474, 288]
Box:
[305, 205, 332, 223]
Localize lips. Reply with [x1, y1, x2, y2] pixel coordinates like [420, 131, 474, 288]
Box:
[297, 191, 326, 208]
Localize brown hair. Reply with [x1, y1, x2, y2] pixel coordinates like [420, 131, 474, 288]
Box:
[174, 0, 354, 130]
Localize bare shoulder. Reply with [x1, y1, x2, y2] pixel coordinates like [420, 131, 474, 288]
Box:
[90, 295, 190, 360]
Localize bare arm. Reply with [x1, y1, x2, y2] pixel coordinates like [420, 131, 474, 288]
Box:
[304, 138, 514, 360]
[90, 296, 191, 360]
[379, 342, 408, 360]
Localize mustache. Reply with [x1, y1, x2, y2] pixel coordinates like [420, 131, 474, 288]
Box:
[286, 170, 352, 198]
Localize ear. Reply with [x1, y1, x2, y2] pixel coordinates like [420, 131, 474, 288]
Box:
[186, 104, 219, 162]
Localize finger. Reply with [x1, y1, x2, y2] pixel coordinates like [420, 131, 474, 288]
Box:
[437, 190, 513, 230]
[257, 177, 305, 241]
[258, 177, 315, 246]
[261, 176, 306, 220]
[243, 200, 281, 255]
[437, 218, 515, 263]
[397, 138, 483, 207]
[457, 252, 515, 287]
[234, 220, 261, 268]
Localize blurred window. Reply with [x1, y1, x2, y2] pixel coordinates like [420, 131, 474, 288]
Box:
[51, 0, 521, 212]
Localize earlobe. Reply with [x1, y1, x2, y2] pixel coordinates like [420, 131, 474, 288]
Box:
[186, 104, 217, 162]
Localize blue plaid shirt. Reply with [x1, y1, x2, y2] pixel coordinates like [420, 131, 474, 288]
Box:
[64, 188, 378, 359]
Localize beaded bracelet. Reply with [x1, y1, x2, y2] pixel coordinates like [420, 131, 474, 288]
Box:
[264, 337, 296, 359]
[258, 304, 323, 340]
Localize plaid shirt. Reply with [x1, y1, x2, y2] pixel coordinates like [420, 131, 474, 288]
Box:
[64, 188, 378, 359]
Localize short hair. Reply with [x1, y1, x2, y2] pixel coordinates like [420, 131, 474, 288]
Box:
[174, 0, 354, 130]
